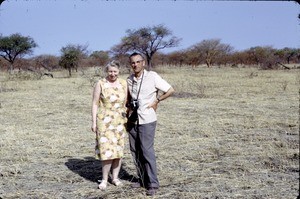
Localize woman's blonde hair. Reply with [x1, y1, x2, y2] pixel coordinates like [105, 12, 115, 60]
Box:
[105, 60, 120, 72]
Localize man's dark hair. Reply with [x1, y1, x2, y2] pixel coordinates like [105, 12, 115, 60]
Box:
[129, 52, 144, 59]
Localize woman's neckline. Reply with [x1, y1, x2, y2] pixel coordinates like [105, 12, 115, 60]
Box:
[105, 78, 120, 87]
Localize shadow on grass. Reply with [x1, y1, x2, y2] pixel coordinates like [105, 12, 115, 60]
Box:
[65, 156, 137, 183]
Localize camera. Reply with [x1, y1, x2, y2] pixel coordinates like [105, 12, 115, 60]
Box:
[130, 99, 139, 110]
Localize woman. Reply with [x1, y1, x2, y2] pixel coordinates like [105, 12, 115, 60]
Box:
[91, 60, 127, 190]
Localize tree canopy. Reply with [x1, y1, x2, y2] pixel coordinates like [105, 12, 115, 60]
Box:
[189, 39, 233, 67]
[90, 50, 110, 66]
[59, 44, 88, 77]
[0, 33, 37, 71]
[111, 24, 181, 69]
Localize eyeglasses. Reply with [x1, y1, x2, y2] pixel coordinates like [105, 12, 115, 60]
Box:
[130, 60, 144, 65]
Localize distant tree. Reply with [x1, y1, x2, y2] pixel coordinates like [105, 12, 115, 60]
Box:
[190, 39, 233, 67]
[90, 50, 110, 66]
[182, 49, 202, 66]
[111, 24, 181, 69]
[281, 48, 298, 64]
[165, 51, 186, 66]
[0, 33, 37, 72]
[275, 48, 300, 64]
[294, 49, 300, 63]
[246, 46, 275, 66]
[227, 51, 251, 66]
[34, 55, 59, 71]
[59, 44, 88, 77]
[246, 46, 285, 69]
[150, 52, 166, 66]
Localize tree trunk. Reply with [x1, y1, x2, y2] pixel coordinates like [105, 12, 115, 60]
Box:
[68, 68, 72, 77]
[9, 63, 14, 74]
[205, 59, 211, 68]
[146, 56, 152, 70]
[287, 56, 291, 64]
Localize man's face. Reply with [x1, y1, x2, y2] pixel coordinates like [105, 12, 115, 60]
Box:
[130, 55, 145, 74]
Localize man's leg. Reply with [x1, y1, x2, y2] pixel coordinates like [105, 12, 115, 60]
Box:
[128, 123, 146, 186]
[138, 122, 159, 189]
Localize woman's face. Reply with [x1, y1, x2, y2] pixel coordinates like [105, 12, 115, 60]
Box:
[107, 66, 119, 82]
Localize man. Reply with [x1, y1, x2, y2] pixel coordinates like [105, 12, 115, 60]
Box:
[126, 52, 175, 196]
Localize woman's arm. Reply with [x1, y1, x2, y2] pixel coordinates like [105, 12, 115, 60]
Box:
[91, 81, 101, 133]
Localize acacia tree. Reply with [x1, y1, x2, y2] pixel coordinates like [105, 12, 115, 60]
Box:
[190, 39, 233, 67]
[246, 46, 276, 66]
[165, 51, 186, 66]
[34, 55, 59, 71]
[0, 33, 37, 72]
[111, 24, 181, 69]
[275, 47, 300, 64]
[59, 44, 88, 77]
[90, 50, 110, 66]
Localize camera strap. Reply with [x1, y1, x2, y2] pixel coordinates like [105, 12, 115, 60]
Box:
[132, 71, 144, 100]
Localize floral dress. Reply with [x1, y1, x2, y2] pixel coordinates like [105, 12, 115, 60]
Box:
[95, 78, 127, 160]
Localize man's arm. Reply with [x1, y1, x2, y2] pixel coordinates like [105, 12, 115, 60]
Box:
[156, 87, 175, 102]
[149, 86, 175, 111]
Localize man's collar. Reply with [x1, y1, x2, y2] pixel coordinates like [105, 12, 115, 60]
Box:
[133, 69, 148, 80]
[143, 69, 148, 76]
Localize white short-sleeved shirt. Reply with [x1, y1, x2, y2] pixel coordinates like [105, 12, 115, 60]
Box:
[127, 70, 172, 124]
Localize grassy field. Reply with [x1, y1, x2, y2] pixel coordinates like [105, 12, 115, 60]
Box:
[0, 66, 299, 199]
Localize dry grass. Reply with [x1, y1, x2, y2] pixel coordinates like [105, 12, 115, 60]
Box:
[0, 66, 299, 199]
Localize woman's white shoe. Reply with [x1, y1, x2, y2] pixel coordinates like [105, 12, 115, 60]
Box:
[112, 179, 122, 186]
[98, 180, 107, 190]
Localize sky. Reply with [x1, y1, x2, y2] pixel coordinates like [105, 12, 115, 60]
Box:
[0, 0, 299, 57]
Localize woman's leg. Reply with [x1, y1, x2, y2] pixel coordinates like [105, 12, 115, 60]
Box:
[111, 158, 122, 185]
[102, 159, 113, 181]
[99, 159, 112, 189]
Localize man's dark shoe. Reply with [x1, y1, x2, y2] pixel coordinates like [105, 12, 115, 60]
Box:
[146, 187, 158, 196]
[131, 182, 142, 188]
